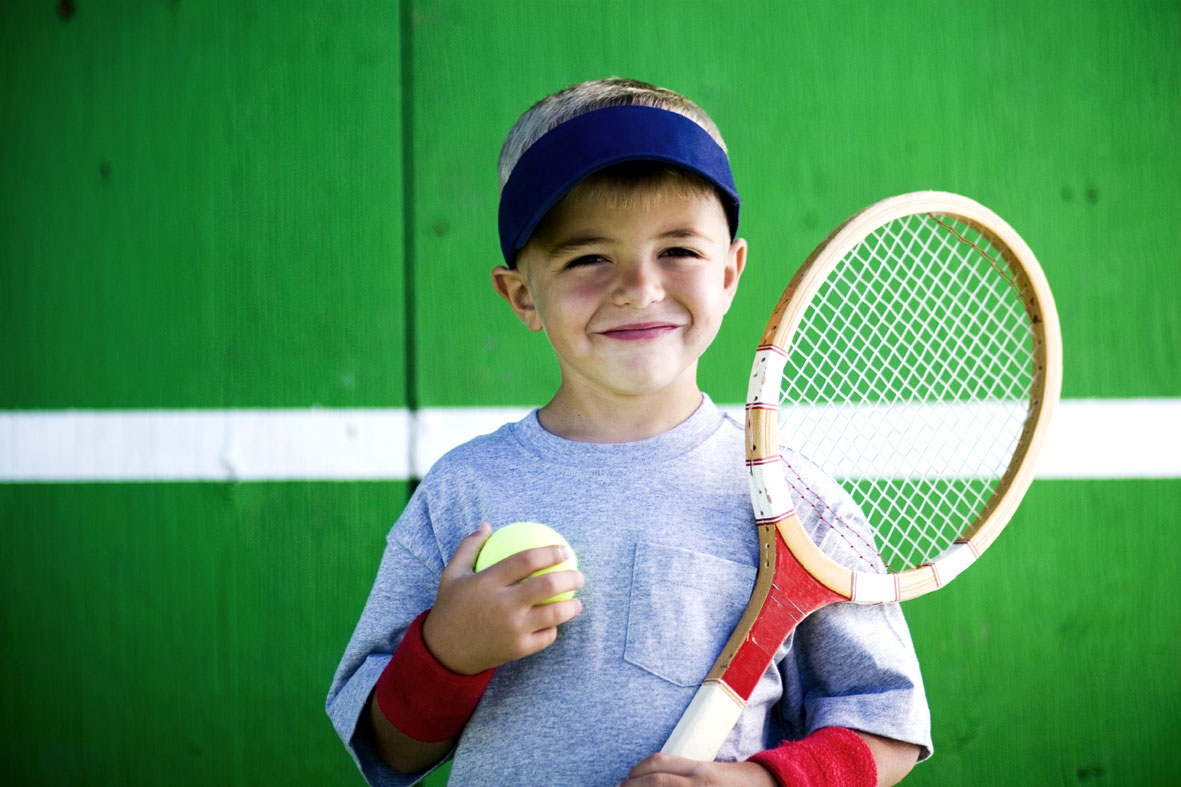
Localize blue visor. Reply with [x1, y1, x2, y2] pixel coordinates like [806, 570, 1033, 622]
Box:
[497, 105, 740, 262]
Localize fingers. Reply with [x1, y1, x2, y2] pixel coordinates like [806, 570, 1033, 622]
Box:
[519, 565, 585, 604]
[428, 523, 584, 673]
[626, 753, 697, 781]
[488, 544, 575, 583]
[500, 584, 583, 662]
[482, 544, 584, 605]
[621, 757, 775, 787]
[526, 594, 582, 629]
[494, 594, 582, 660]
[443, 522, 492, 577]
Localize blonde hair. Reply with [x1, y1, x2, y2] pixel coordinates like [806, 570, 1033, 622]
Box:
[497, 78, 728, 191]
[528, 162, 723, 246]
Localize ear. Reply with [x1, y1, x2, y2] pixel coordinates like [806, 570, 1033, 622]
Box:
[490, 265, 543, 332]
[721, 237, 747, 309]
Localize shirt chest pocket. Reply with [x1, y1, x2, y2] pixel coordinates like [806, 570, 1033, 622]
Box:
[623, 542, 757, 687]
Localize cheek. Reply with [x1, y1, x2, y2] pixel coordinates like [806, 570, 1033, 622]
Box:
[557, 278, 608, 312]
[686, 277, 730, 318]
[681, 279, 733, 345]
[534, 284, 595, 335]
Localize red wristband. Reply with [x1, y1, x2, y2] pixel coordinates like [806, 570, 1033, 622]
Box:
[374, 609, 495, 743]
[747, 726, 877, 787]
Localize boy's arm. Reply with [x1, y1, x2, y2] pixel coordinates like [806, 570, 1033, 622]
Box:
[363, 524, 584, 774]
[363, 688, 456, 774]
[623, 728, 918, 787]
[358, 605, 492, 775]
[621, 755, 775, 786]
[857, 731, 921, 786]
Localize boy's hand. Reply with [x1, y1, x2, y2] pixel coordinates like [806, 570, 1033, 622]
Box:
[620, 753, 774, 787]
[422, 522, 584, 676]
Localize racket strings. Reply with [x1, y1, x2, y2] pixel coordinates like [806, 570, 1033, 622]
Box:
[779, 213, 1037, 574]
[930, 213, 1022, 297]
[779, 457, 886, 572]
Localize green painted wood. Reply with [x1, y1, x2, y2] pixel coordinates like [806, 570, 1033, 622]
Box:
[0, 481, 408, 785]
[5, 476, 1176, 787]
[406, 3, 1179, 784]
[0, 1, 406, 409]
[904, 479, 1180, 785]
[409, 0, 1181, 407]
[1, 1, 1178, 785]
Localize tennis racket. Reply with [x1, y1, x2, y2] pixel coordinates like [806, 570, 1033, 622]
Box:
[662, 191, 1062, 760]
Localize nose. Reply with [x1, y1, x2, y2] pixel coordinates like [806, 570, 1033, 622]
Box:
[611, 258, 664, 308]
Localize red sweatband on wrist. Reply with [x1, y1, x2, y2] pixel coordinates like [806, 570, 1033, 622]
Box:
[747, 726, 877, 787]
[374, 609, 495, 743]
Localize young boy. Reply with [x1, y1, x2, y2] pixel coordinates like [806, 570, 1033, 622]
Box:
[327, 78, 931, 786]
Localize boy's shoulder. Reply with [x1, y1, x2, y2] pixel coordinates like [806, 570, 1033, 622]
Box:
[421, 410, 535, 480]
[422, 397, 743, 482]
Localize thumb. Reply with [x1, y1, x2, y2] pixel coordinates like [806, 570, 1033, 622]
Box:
[447, 521, 492, 574]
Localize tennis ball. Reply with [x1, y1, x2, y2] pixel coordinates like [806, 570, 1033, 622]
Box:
[475, 521, 578, 603]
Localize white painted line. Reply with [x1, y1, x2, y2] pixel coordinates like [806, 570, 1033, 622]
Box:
[1035, 398, 1181, 479]
[735, 399, 1181, 480]
[0, 409, 411, 482]
[414, 407, 532, 476]
[0, 399, 1178, 482]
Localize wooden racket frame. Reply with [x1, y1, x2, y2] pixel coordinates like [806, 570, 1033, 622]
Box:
[662, 191, 1062, 760]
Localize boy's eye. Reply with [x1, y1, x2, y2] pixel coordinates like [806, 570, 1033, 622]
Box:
[662, 247, 701, 259]
[563, 254, 607, 269]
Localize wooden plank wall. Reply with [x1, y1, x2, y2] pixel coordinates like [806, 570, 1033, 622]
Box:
[2, 2, 1177, 784]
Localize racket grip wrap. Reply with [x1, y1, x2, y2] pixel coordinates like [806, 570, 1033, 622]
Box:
[747, 726, 877, 787]
[374, 609, 494, 743]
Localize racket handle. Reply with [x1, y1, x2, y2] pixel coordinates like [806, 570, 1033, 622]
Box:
[661, 681, 746, 761]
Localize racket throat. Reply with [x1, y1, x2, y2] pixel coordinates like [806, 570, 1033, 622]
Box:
[712, 543, 844, 701]
[663, 548, 843, 761]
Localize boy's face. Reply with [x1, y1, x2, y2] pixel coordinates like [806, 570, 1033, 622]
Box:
[492, 183, 746, 404]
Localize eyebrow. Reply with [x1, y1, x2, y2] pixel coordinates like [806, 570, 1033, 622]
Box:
[543, 228, 711, 258]
[659, 228, 711, 242]
[544, 235, 612, 258]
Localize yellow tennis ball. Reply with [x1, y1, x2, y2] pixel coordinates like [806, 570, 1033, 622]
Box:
[475, 521, 578, 603]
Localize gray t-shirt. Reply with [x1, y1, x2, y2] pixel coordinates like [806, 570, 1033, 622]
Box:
[327, 396, 931, 786]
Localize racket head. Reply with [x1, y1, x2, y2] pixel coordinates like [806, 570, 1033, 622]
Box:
[747, 191, 1062, 603]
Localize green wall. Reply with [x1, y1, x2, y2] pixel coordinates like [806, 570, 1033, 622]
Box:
[2, 1, 1178, 785]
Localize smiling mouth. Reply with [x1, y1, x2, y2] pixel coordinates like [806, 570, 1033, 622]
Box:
[598, 323, 682, 341]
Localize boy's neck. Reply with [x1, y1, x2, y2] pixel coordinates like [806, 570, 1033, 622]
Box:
[537, 385, 705, 443]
